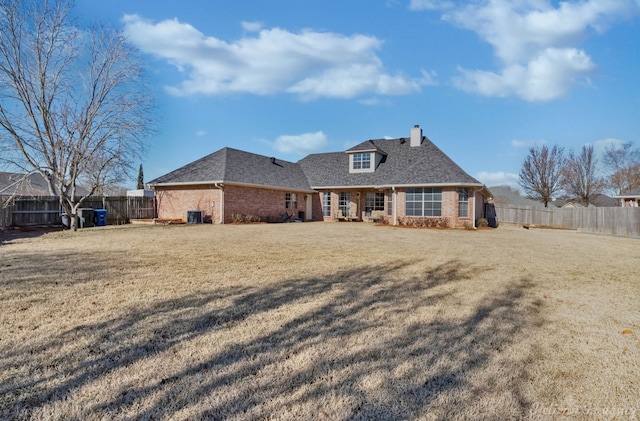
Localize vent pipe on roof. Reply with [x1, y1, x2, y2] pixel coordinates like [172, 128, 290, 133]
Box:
[410, 124, 422, 147]
[270, 157, 276, 164]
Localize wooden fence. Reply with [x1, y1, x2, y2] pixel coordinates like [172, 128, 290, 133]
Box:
[0, 195, 156, 227]
[495, 205, 640, 238]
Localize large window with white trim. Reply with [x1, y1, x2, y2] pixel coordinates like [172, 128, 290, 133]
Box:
[338, 192, 350, 216]
[386, 190, 393, 216]
[322, 192, 331, 217]
[364, 192, 384, 213]
[458, 188, 469, 218]
[285, 193, 297, 209]
[352, 153, 371, 170]
[405, 187, 442, 217]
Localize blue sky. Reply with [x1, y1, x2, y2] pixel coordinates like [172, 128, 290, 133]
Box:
[73, 0, 640, 189]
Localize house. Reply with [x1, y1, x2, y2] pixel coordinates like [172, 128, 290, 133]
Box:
[550, 194, 618, 208]
[148, 125, 493, 227]
[0, 172, 53, 196]
[615, 188, 640, 207]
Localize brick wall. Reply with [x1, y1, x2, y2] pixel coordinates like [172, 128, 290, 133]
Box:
[155, 184, 322, 223]
[319, 187, 478, 228]
[155, 185, 221, 223]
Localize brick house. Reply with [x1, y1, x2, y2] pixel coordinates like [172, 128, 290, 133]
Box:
[615, 188, 640, 207]
[148, 125, 493, 227]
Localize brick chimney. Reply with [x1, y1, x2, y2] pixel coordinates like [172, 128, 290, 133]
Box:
[410, 124, 422, 147]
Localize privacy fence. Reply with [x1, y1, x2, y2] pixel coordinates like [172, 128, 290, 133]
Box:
[495, 205, 640, 238]
[0, 196, 156, 227]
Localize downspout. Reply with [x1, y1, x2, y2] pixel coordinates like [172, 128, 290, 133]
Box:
[392, 186, 398, 226]
[215, 183, 224, 224]
[472, 188, 477, 229]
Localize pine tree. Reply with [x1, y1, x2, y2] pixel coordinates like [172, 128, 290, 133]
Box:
[137, 164, 144, 189]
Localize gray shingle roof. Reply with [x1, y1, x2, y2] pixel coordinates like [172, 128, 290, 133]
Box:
[149, 136, 488, 194]
[148, 148, 313, 191]
[298, 137, 483, 188]
[616, 187, 640, 197]
[0, 172, 51, 195]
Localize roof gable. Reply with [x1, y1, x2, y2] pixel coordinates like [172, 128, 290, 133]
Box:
[148, 148, 312, 191]
[298, 137, 483, 188]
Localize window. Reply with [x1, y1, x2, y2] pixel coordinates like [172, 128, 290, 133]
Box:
[405, 187, 442, 217]
[365, 192, 384, 213]
[352, 153, 371, 170]
[322, 192, 331, 217]
[386, 190, 393, 216]
[285, 193, 297, 209]
[338, 192, 350, 215]
[458, 188, 469, 218]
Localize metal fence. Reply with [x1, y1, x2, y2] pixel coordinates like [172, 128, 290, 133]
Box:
[0, 195, 156, 227]
[495, 205, 640, 238]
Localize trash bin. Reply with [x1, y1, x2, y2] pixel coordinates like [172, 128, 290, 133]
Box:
[61, 213, 79, 229]
[94, 209, 107, 226]
[77, 208, 95, 228]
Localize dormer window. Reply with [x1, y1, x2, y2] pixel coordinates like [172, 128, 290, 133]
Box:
[353, 153, 371, 170]
[349, 151, 376, 173]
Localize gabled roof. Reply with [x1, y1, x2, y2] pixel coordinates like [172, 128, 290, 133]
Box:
[346, 140, 387, 155]
[0, 172, 92, 196]
[615, 188, 640, 198]
[148, 147, 313, 191]
[298, 137, 485, 189]
[0, 172, 52, 196]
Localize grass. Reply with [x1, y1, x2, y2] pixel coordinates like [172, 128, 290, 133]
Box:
[0, 222, 639, 420]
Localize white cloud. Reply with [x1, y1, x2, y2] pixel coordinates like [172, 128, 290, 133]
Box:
[511, 139, 546, 148]
[439, 0, 640, 101]
[241, 21, 263, 32]
[409, 0, 454, 11]
[454, 48, 595, 101]
[476, 171, 520, 188]
[195, 130, 206, 137]
[122, 15, 430, 99]
[272, 131, 328, 155]
[592, 137, 626, 157]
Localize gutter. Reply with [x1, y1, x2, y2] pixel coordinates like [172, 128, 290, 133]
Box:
[310, 182, 488, 191]
[150, 180, 315, 194]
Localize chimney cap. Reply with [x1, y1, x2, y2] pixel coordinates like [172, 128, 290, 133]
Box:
[413, 124, 420, 128]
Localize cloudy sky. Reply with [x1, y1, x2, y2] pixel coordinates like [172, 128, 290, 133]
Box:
[74, 0, 640, 189]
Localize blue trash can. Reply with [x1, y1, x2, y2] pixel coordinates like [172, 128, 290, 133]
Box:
[94, 209, 107, 226]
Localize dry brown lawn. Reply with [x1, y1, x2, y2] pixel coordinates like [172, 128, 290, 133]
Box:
[0, 222, 638, 420]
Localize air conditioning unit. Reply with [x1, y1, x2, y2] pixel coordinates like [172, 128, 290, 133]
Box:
[187, 210, 203, 224]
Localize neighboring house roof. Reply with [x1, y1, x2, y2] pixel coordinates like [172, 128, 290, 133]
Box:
[615, 188, 640, 198]
[590, 194, 618, 207]
[551, 194, 619, 208]
[149, 147, 314, 192]
[0, 172, 52, 196]
[489, 186, 545, 207]
[299, 137, 487, 191]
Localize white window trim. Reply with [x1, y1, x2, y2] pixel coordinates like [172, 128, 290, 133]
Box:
[349, 152, 375, 173]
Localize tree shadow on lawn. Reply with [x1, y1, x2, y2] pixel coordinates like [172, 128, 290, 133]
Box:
[1, 258, 544, 420]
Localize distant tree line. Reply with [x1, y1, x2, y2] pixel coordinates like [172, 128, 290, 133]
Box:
[518, 142, 640, 207]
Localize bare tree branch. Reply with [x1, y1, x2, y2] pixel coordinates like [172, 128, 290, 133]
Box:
[0, 0, 154, 230]
[602, 141, 640, 195]
[518, 144, 565, 207]
[561, 145, 606, 207]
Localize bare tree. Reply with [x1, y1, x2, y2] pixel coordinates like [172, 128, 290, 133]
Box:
[0, 0, 154, 230]
[602, 141, 640, 195]
[518, 144, 565, 207]
[561, 145, 605, 207]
